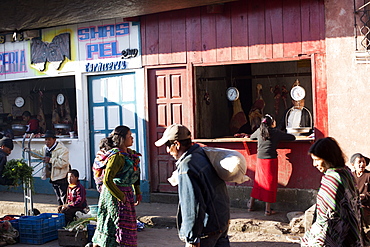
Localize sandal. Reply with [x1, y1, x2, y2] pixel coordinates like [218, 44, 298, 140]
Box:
[264, 209, 276, 216]
[247, 199, 255, 212]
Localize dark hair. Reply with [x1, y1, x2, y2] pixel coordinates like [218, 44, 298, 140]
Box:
[178, 138, 192, 148]
[22, 111, 31, 117]
[308, 137, 346, 168]
[260, 114, 274, 141]
[99, 137, 115, 151]
[68, 169, 79, 178]
[109, 125, 130, 147]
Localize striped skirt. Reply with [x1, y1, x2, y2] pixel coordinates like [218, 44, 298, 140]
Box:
[116, 185, 137, 246]
[92, 185, 137, 247]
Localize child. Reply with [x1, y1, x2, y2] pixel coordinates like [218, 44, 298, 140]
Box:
[350, 153, 370, 225]
[92, 137, 119, 192]
[58, 169, 88, 224]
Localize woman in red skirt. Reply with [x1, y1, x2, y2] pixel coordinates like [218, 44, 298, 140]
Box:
[249, 114, 295, 215]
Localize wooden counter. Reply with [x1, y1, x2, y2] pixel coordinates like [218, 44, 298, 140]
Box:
[194, 136, 314, 143]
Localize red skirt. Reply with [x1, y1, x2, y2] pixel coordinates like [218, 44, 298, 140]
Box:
[251, 158, 278, 203]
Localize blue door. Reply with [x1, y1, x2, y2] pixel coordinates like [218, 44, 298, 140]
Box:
[88, 72, 139, 184]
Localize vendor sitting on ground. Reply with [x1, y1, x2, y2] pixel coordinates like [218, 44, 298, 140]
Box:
[58, 169, 88, 224]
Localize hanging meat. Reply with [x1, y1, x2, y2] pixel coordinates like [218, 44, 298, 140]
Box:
[61, 95, 73, 124]
[229, 98, 248, 135]
[271, 84, 281, 117]
[37, 91, 46, 133]
[281, 85, 288, 110]
[52, 94, 61, 124]
[248, 84, 265, 132]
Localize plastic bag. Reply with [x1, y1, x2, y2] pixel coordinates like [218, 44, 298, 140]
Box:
[202, 146, 250, 184]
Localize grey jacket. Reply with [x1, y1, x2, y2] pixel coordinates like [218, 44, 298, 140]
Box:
[176, 144, 230, 244]
[31, 141, 69, 181]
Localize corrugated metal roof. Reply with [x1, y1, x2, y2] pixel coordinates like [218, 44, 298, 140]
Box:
[0, 0, 235, 33]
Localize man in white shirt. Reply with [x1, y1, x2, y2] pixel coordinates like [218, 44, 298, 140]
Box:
[278, 99, 312, 136]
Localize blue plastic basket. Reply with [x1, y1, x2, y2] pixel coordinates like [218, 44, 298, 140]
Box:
[19, 213, 65, 245]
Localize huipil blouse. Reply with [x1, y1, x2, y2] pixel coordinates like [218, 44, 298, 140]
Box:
[103, 148, 141, 200]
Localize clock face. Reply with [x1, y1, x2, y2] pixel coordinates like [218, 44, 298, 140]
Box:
[15, 97, 25, 108]
[290, 86, 306, 101]
[57, 93, 65, 105]
[226, 87, 239, 101]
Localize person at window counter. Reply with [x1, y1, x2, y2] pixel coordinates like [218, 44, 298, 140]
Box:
[29, 130, 70, 205]
[22, 111, 40, 134]
[248, 114, 295, 216]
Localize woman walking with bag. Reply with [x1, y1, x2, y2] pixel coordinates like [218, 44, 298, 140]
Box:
[91, 125, 142, 247]
[248, 114, 295, 215]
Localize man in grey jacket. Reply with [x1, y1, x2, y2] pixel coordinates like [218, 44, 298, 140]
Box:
[155, 124, 230, 247]
[31, 130, 70, 205]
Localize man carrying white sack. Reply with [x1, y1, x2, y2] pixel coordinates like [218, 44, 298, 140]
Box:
[155, 124, 230, 247]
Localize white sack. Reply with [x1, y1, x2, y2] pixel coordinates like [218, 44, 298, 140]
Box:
[202, 146, 250, 184]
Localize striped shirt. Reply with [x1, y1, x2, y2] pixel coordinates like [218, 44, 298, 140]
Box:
[301, 168, 363, 246]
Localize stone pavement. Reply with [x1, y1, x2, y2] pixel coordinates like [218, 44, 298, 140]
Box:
[0, 191, 301, 246]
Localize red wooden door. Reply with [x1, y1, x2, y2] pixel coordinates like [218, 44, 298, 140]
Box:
[148, 67, 191, 193]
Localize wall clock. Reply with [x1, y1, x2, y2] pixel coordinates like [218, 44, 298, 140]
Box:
[290, 85, 305, 101]
[15, 96, 25, 108]
[57, 93, 65, 105]
[226, 87, 239, 101]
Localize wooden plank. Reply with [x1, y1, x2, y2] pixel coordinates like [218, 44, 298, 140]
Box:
[140, 16, 147, 66]
[171, 9, 187, 64]
[265, 0, 284, 58]
[248, 0, 266, 60]
[145, 14, 159, 65]
[301, 0, 325, 54]
[201, 6, 217, 63]
[311, 53, 327, 138]
[283, 0, 302, 57]
[230, 0, 248, 61]
[216, 4, 232, 62]
[186, 7, 202, 63]
[158, 12, 172, 64]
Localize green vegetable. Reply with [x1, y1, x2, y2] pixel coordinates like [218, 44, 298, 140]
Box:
[64, 217, 96, 231]
[3, 159, 34, 191]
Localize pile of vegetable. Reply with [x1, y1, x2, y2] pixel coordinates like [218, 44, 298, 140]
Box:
[64, 217, 96, 232]
[3, 159, 34, 191]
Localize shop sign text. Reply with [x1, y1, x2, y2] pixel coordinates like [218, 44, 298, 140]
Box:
[85, 60, 126, 72]
[79, 22, 130, 60]
[0, 50, 27, 74]
[86, 42, 121, 59]
[78, 23, 129, 41]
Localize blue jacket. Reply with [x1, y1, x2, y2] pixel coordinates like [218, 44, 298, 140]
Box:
[176, 144, 230, 244]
